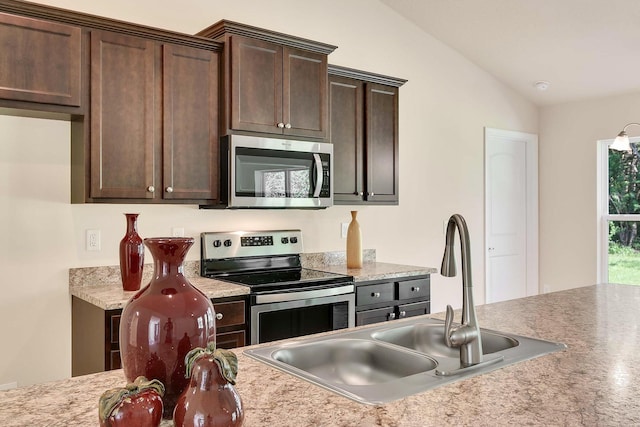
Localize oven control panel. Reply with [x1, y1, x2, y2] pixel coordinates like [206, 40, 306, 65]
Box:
[201, 230, 303, 259]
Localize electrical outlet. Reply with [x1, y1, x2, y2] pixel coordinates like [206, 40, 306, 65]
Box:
[172, 227, 185, 237]
[86, 229, 101, 251]
[341, 223, 349, 238]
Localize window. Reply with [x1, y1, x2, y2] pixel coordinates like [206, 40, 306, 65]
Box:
[598, 138, 640, 284]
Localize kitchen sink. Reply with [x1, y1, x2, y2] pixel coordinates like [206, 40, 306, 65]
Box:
[272, 338, 438, 386]
[244, 317, 566, 405]
[371, 322, 519, 358]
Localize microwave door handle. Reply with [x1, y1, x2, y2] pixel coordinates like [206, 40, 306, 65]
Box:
[312, 153, 323, 198]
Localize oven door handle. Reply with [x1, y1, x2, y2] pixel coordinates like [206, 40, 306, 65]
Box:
[312, 153, 323, 198]
[254, 284, 354, 304]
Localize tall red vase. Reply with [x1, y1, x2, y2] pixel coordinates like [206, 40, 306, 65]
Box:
[119, 213, 144, 291]
[119, 237, 217, 419]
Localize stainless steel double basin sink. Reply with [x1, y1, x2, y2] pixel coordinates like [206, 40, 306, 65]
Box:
[244, 317, 566, 405]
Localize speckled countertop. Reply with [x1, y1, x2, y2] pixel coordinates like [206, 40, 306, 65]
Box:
[3, 284, 640, 426]
[69, 251, 436, 310]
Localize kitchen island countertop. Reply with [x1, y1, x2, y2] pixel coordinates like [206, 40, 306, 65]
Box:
[3, 283, 640, 426]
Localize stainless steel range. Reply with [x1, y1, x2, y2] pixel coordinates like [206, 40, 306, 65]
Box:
[200, 230, 355, 344]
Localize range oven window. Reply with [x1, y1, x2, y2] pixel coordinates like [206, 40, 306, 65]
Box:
[257, 301, 350, 344]
[235, 147, 327, 198]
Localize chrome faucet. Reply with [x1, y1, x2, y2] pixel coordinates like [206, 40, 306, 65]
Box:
[441, 214, 483, 367]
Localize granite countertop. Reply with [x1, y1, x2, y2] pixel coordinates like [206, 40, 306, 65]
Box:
[3, 284, 640, 426]
[69, 252, 436, 310]
[69, 261, 250, 310]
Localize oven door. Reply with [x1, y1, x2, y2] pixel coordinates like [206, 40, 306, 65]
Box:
[225, 134, 333, 209]
[250, 285, 355, 345]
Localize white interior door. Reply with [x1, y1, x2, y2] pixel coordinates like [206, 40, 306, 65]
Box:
[485, 128, 538, 303]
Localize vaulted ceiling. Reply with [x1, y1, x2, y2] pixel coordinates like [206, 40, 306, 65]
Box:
[381, 0, 640, 106]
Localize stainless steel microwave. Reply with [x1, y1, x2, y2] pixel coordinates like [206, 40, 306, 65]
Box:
[219, 134, 333, 209]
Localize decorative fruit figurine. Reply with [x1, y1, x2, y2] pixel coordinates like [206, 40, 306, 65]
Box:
[98, 376, 164, 427]
[173, 343, 244, 427]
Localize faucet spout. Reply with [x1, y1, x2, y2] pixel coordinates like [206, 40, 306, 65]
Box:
[441, 214, 483, 367]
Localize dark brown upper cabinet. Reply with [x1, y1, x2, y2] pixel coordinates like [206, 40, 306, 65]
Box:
[198, 20, 336, 141]
[87, 30, 220, 203]
[0, 12, 81, 108]
[328, 65, 406, 205]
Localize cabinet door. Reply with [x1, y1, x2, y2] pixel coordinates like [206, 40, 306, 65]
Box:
[283, 47, 327, 139]
[163, 44, 219, 201]
[230, 35, 282, 134]
[329, 75, 364, 202]
[365, 83, 399, 204]
[0, 13, 81, 106]
[90, 31, 156, 199]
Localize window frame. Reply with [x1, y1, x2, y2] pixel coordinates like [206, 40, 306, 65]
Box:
[597, 137, 640, 284]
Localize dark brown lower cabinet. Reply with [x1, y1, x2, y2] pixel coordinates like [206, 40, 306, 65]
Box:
[72, 296, 247, 376]
[355, 276, 430, 327]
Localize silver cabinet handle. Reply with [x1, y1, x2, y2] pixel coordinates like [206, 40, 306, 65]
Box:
[285, 123, 292, 129]
[277, 122, 285, 128]
[215, 312, 223, 320]
[165, 186, 173, 193]
[354, 191, 364, 196]
[371, 292, 381, 298]
[368, 192, 375, 196]
[147, 186, 155, 193]
[388, 312, 396, 320]
[412, 286, 420, 292]
[399, 310, 407, 318]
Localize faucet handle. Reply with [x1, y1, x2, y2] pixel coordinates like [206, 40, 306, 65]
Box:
[444, 304, 455, 348]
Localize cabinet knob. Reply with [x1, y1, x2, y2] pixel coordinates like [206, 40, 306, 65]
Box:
[277, 122, 285, 129]
[388, 312, 396, 320]
[412, 286, 420, 292]
[371, 292, 381, 298]
[147, 186, 155, 193]
[285, 123, 292, 129]
[354, 191, 364, 196]
[165, 186, 173, 193]
[215, 312, 223, 320]
[399, 310, 407, 318]
[368, 192, 374, 196]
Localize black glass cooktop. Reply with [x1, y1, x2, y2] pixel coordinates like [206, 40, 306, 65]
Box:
[219, 268, 353, 293]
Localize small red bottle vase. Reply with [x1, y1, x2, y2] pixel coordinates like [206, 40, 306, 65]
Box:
[173, 344, 244, 427]
[120, 237, 217, 419]
[119, 213, 144, 291]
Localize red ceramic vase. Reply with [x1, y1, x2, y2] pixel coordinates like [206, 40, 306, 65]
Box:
[119, 213, 144, 291]
[120, 237, 217, 419]
[173, 354, 244, 427]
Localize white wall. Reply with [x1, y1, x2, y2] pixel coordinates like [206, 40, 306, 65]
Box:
[0, 0, 538, 387]
[539, 91, 640, 292]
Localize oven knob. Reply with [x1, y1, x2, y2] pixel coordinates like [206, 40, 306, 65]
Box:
[281, 237, 289, 244]
[224, 239, 232, 247]
[290, 237, 298, 244]
[213, 240, 222, 248]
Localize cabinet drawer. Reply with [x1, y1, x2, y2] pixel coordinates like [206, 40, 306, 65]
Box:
[398, 278, 430, 300]
[213, 300, 245, 328]
[356, 282, 394, 306]
[216, 330, 245, 349]
[398, 301, 430, 319]
[356, 306, 396, 326]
